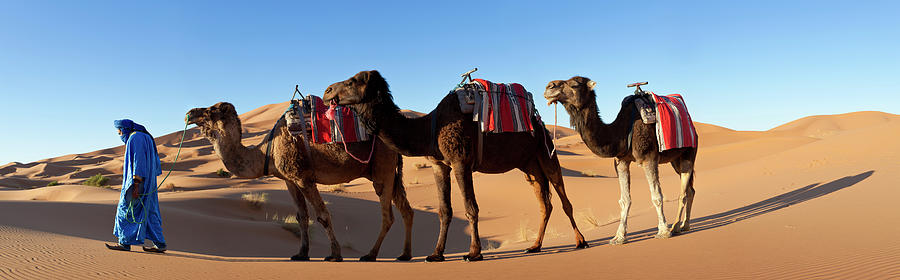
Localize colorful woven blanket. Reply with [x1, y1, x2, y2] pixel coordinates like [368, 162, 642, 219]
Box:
[650, 93, 697, 151]
[307, 95, 370, 144]
[469, 79, 536, 133]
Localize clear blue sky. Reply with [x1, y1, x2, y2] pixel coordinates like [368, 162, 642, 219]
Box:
[1, 1, 898, 164]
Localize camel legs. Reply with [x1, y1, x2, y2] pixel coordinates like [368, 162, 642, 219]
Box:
[521, 162, 552, 253]
[611, 159, 632, 245]
[670, 160, 696, 234]
[642, 159, 672, 239]
[359, 181, 395, 262]
[454, 164, 482, 262]
[392, 181, 414, 261]
[285, 181, 311, 261]
[538, 148, 588, 249]
[426, 162, 452, 262]
[299, 180, 343, 262]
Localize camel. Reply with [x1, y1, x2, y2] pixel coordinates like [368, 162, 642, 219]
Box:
[543, 76, 697, 245]
[186, 102, 414, 262]
[324, 70, 587, 262]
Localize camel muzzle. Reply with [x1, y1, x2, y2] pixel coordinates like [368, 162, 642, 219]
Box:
[185, 109, 205, 125]
[544, 91, 561, 105]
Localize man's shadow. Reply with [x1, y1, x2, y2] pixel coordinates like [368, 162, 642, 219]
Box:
[479, 170, 875, 261]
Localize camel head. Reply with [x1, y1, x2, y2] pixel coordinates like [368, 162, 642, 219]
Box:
[323, 70, 391, 106]
[186, 102, 242, 143]
[544, 76, 597, 109]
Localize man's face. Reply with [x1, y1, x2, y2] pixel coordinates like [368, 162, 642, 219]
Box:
[118, 129, 124, 136]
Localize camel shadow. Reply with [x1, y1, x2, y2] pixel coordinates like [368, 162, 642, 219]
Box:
[560, 166, 611, 178]
[0, 188, 485, 261]
[477, 170, 874, 261]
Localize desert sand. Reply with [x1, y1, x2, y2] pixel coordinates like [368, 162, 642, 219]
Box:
[1, 102, 898, 279]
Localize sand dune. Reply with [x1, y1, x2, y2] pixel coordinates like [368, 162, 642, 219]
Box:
[1, 103, 898, 279]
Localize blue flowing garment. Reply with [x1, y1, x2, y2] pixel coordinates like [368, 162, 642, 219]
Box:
[113, 119, 165, 246]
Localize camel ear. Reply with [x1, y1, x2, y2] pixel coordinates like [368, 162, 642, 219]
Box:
[363, 70, 386, 94]
[221, 102, 235, 112]
[364, 70, 382, 84]
[587, 80, 597, 90]
[353, 71, 370, 84]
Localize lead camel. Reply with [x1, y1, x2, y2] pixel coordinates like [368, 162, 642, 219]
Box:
[186, 102, 414, 262]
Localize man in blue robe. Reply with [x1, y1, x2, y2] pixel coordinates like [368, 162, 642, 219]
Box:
[105, 119, 167, 253]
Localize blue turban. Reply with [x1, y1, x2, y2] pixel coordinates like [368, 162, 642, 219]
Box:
[114, 119, 151, 144]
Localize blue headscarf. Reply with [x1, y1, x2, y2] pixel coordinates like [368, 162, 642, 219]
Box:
[114, 119, 151, 144]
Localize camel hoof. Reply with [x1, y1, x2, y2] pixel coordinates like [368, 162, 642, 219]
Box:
[655, 230, 672, 239]
[575, 241, 589, 249]
[524, 246, 541, 253]
[396, 255, 412, 261]
[425, 254, 445, 262]
[359, 255, 377, 262]
[290, 254, 310, 261]
[609, 236, 627, 245]
[462, 253, 483, 262]
[324, 256, 343, 262]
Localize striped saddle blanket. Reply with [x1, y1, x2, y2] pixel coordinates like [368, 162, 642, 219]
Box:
[649, 93, 697, 151]
[461, 79, 536, 133]
[305, 95, 370, 144]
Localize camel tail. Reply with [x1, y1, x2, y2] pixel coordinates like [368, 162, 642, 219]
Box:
[392, 154, 410, 206]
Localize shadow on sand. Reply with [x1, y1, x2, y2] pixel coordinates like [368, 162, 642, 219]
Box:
[0, 187, 484, 262]
[477, 170, 874, 261]
[0, 170, 872, 263]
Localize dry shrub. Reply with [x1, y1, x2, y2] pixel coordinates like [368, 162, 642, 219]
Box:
[241, 192, 269, 209]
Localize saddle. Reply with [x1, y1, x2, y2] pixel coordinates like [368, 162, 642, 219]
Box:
[285, 96, 370, 144]
[631, 93, 658, 124]
[452, 79, 550, 169]
[453, 79, 537, 134]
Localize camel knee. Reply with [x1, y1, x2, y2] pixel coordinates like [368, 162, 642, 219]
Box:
[618, 198, 631, 210]
[651, 198, 663, 208]
[438, 208, 452, 225]
[465, 207, 479, 223]
[317, 216, 332, 228]
[381, 212, 394, 226]
[400, 207, 414, 221]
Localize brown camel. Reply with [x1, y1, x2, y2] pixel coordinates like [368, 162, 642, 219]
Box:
[186, 102, 414, 262]
[324, 70, 587, 262]
[543, 77, 697, 245]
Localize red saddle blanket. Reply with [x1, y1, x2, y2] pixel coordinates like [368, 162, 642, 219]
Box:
[307, 95, 370, 144]
[650, 93, 697, 151]
[471, 79, 535, 133]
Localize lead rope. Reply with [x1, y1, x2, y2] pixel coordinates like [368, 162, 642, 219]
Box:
[542, 102, 558, 158]
[551, 102, 558, 156]
[333, 120, 377, 164]
[125, 122, 189, 224]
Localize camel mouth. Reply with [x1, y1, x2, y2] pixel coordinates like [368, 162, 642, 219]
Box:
[325, 94, 360, 106]
[543, 91, 561, 105]
[185, 109, 206, 126]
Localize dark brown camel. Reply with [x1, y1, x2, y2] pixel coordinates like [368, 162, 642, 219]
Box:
[543, 77, 697, 245]
[324, 70, 587, 262]
[186, 102, 414, 262]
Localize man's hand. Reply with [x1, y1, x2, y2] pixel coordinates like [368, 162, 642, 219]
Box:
[131, 176, 143, 199]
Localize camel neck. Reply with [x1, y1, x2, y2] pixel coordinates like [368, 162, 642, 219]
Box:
[353, 96, 433, 157]
[566, 97, 632, 158]
[211, 128, 269, 178]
